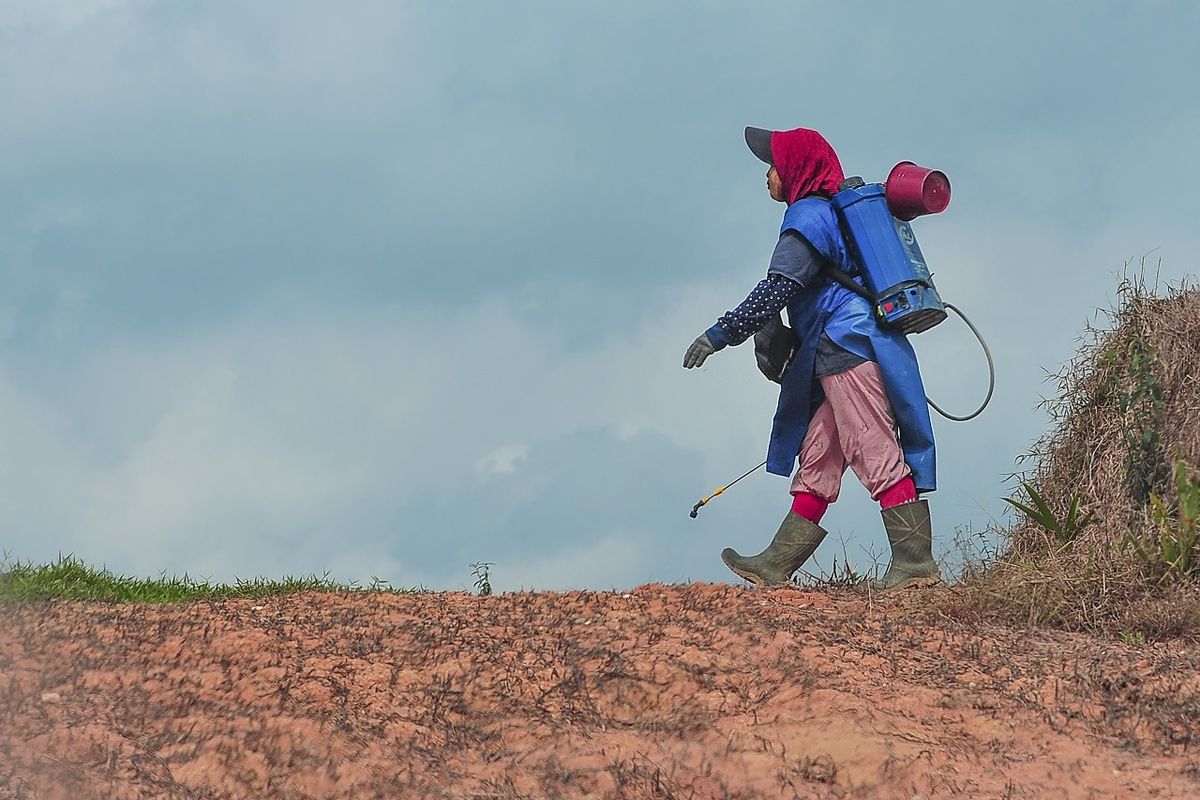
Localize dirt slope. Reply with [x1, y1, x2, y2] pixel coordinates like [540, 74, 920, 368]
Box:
[2, 584, 1198, 799]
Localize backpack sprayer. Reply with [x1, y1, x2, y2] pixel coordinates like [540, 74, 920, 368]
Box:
[690, 162, 995, 518]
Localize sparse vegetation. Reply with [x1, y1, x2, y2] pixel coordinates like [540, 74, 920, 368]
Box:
[950, 265, 1200, 639]
[795, 538, 872, 589]
[0, 553, 417, 603]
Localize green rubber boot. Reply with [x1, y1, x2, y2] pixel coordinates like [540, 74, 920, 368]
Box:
[877, 499, 941, 590]
[721, 512, 828, 587]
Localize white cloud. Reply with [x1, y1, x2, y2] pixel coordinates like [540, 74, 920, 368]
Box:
[474, 445, 530, 477]
[3, 199, 1194, 589]
[0, 281, 772, 584]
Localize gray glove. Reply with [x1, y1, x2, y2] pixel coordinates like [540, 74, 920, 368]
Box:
[683, 333, 716, 369]
[753, 314, 796, 383]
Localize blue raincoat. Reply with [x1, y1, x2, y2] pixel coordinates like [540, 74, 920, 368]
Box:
[766, 197, 937, 493]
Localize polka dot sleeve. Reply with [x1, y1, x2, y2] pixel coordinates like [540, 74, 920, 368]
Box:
[711, 273, 803, 347]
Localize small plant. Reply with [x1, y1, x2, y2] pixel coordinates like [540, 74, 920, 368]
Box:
[471, 561, 494, 596]
[1127, 459, 1200, 582]
[1119, 630, 1147, 645]
[813, 554, 864, 588]
[796, 539, 870, 589]
[1003, 481, 1095, 547]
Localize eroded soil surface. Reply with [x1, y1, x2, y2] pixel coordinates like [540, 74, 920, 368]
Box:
[2, 584, 1199, 799]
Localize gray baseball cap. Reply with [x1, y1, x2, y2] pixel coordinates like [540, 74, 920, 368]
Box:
[745, 127, 773, 164]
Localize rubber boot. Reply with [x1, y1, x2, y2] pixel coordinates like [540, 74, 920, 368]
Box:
[721, 512, 828, 587]
[877, 499, 941, 590]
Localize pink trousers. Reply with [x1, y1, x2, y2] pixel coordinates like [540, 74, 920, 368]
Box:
[790, 361, 912, 503]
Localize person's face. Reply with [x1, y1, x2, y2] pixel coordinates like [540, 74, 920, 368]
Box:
[767, 166, 785, 202]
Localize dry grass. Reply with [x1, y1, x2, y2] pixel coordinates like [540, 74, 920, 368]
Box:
[949, 263, 1200, 639]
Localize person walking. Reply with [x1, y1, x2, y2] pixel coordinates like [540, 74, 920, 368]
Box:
[683, 126, 940, 591]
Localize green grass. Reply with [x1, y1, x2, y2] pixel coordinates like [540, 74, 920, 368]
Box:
[0, 554, 420, 604]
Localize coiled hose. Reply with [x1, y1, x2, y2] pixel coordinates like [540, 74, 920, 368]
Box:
[925, 302, 995, 422]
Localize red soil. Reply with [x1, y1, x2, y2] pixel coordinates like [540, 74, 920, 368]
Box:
[2, 584, 1198, 799]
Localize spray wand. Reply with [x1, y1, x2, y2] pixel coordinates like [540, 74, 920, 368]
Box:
[690, 459, 768, 518]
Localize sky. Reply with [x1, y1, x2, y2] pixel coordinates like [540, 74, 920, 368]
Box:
[2, 1, 1198, 592]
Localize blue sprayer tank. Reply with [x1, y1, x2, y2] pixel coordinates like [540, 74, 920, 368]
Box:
[831, 173, 949, 335]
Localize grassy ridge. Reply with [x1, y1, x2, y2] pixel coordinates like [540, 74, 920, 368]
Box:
[949, 271, 1200, 640]
[0, 554, 419, 603]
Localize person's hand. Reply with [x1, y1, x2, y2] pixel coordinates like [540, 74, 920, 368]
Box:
[683, 334, 716, 368]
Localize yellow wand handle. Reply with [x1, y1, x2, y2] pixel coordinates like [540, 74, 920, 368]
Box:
[688, 460, 766, 519]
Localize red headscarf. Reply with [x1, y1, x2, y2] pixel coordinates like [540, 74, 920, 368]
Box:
[770, 128, 845, 204]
